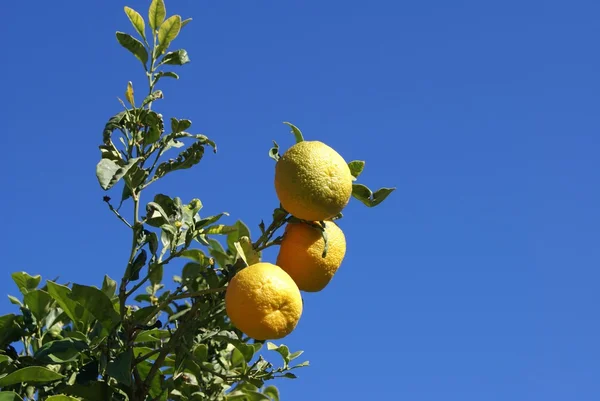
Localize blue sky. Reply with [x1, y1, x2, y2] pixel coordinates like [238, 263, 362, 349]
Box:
[2, 0, 599, 400]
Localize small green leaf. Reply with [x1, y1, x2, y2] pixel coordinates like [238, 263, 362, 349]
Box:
[160, 49, 190, 66]
[101, 275, 117, 298]
[149, 263, 163, 286]
[288, 350, 304, 361]
[0, 314, 23, 347]
[46, 282, 92, 332]
[34, 338, 88, 364]
[0, 366, 64, 386]
[145, 205, 169, 228]
[154, 141, 206, 179]
[70, 284, 121, 332]
[141, 90, 163, 108]
[46, 396, 81, 401]
[116, 32, 148, 68]
[233, 242, 248, 266]
[0, 392, 24, 401]
[153, 71, 179, 85]
[23, 289, 53, 322]
[193, 344, 208, 362]
[11, 272, 41, 294]
[127, 250, 148, 281]
[351, 184, 395, 207]
[96, 157, 141, 191]
[125, 81, 135, 106]
[228, 392, 270, 401]
[282, 373, 297, 379]
[148, 0, 166, 31]
[170, 117, 192, 133]
[266, 343, 290, 366]
[7, 295, 21, 306]
[157, 15, 182, 55]
[347, 160, 365, 181]
[59, 382, 112, 401]
[283, 122, 304, 143]
[180, 249, 207, 264]
[230, 347, 247, 369]
[124, 6, 146, 41]
[181, 18, 192, 28]
[107, 349, 133, 386]
[269, 140, 280, 161]
[263, 386, 280, 401]
[148, 232, 159, 257]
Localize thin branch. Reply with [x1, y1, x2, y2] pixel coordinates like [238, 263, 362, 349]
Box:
[103, 197, 132, 228]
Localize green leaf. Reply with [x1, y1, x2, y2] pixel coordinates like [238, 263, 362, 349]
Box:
[0, 314, 23, 347]
[170, 117, 192, 133]
[46, 396, 81, 401]
[96, 157, 141, 191]
[282, 373, 297, 379]
[102, 111, 126, 145]
[11, 272, 41, 294]
[127, 249, 148, 281]
[0, 366, 64, 386]
[0, 392, 23, 401]
[160, 49, 190, 66]
[101, 275, 117, 298]
[266, 342, 290, 366]
[234, 342, 256, 363]
[263, 386, 280, 401]
[351, 184, 395, 207]
[347, 160, 365, 181]
[269, 140, 280, 161]
[7, 295, 21, 306]
[149, 263, 163, 286]
[154, 141, 206, 179]
[157, 15, 182, 55]
[46, 282, 92, 332]
[34, 338, 88, 364]
[125, 81, 135, 106]
[230, 346, 246, 369]
[193, 344, 208, 362]
[70, 284, 120, 332]
[148, 232, 159, 257]
[23, 289, 53, 322]
[153, 71, 179, 85]
[107, 349, 133, 386]
[181, 18, 192, 28]
[283, 122, 304, 143]
[124, 6, 146, 41]
[148, 0, 166, 31]
[146, 201, 171, 227]
[180, 249, 207, 265]
[60, 382, 112, 401]
[288, 350, 304, 361]
[141, 90, 163, 108]
[227, 392, 270, 401]
[116, 32, 148, 68]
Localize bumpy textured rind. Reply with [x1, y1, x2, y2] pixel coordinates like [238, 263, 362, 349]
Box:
[225, 262, 303, 340]
[276, 221, 346, 292]
[274, 141, 353, 221]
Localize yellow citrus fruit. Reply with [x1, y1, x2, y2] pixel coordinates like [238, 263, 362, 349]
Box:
[225, 262, 303, 340]
[276, 221, 346, 292]
[274, 141, 353, 221]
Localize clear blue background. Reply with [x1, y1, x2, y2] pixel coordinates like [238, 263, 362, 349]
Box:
[1, 0, 599, 400]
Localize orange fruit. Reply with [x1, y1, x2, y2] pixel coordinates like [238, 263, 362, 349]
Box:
[274, 141, 353, 221]
[276, 221, 346, 292]
[225, 262, 303, 340]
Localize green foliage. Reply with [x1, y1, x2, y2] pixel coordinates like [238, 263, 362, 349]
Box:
[2, 1, 394, 400]
[2, 2, 310, 400]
